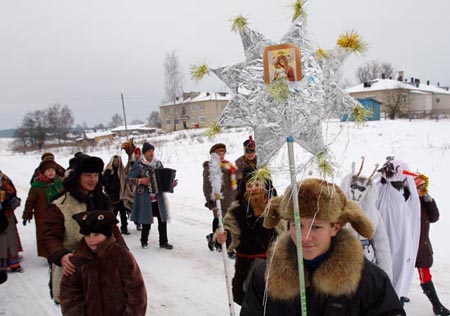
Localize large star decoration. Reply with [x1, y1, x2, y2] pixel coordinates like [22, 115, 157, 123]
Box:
[213, 15, 357, 166]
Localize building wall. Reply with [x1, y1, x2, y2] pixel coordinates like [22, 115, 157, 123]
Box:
[350, 89, 450, 116]
[160, 98, 228, 132]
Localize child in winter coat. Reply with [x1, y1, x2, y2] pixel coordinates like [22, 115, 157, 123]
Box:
[60, 211, 147, 316]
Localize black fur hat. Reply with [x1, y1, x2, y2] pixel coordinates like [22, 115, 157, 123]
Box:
[72, 211, 118, 237]
[63, 154, 104, 190]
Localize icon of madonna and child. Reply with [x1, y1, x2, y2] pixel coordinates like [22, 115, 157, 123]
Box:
[263, 43, 302, 84]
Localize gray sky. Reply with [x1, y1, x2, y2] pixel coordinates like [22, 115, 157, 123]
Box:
[1, 0, 449, 129]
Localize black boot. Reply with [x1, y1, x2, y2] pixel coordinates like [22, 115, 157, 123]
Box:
[421, 281, 450, 315]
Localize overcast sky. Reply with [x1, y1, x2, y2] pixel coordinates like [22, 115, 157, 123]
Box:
[1, 0, 449, 129]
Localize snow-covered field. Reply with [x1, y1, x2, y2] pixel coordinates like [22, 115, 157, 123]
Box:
[1, 119, 450, 315]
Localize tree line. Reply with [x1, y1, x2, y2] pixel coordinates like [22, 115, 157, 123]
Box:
[15, 103, 161, 148]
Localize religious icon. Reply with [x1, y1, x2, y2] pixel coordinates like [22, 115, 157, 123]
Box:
[263, 43, 302, 84]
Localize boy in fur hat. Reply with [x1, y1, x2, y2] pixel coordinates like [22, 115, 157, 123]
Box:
[241, 178, 405, 316]
[60, 211, 147, 316]
[29, 152, 66, 184]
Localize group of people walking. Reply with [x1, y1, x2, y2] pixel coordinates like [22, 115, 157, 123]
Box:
[1, 135, 449, 315]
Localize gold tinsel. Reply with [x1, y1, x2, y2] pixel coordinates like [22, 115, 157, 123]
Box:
[190, 63, 210, 82]
[249, 165, 272, 187]
[416, 173, 429, 195]
[267, 78, 291, 102]
[337, 30, 368, 54]
[231, 15, 248, 33]
[292, 0, 307, 22]
[206, 121, 221, 137]
[316, 48, 329, 60]
[353, 104, 373, 126]
[317, 152, 334, 178]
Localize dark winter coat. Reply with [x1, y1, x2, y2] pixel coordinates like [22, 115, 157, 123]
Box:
[223, 199, 284, 305]
[202, 161, 236, 215]
[104, 167, 122, 203]
[415, 196, 440, 268]
[241, 230, 405, 316]
[23, 176, 64, 258]
[60, 237, 147, 316]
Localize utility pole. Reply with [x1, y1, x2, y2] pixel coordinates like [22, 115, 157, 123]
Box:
[121, 93, 129, 140]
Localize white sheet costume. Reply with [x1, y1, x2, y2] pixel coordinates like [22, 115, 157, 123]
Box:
[341, 173, 393, 281]
[376, 159, 421, 299]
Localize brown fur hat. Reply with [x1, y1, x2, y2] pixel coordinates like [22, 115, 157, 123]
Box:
[39, 160, 58, 173]
[209, 143, 226, 154]
[264, 178, 374, 239]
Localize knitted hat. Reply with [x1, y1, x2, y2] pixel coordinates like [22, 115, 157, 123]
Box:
[243, 136, 256, 153]
[209, 143, 226, 154]
[41, 152, 55, 161]
[72, 211, 118, 237]
[264, 178, 374, 239]
[39, 160, 58, 173]
[142, 143, 155, 154]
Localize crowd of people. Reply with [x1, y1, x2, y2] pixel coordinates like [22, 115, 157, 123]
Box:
[0, 136, 449, 316]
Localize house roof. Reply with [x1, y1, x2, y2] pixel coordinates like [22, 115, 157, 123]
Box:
[346, 79, 450, 95]
[160, 92, 231, 107]
[84, 130, 114, 139]
[111, 124, 156, 132]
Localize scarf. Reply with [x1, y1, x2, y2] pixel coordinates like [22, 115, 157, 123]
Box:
[31, 176, 64, 203]
[221, 161, 237, 191]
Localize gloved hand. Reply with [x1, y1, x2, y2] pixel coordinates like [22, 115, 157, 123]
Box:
[423, 194, 433, 202]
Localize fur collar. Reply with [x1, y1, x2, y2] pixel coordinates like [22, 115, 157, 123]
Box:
[266, 228, 364, 300]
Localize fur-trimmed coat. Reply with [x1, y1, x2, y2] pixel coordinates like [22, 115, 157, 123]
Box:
[60, 237, 147, 316]
[241, 230, 405, 316]
[416, 196, 439, 268]
[223, 199, 284, 305]
[202, 161, 236, 215]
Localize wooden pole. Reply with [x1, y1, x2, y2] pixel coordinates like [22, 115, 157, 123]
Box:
[121, 93, 129, 140]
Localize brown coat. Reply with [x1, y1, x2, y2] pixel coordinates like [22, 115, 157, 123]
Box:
[202, 161, 236, 215]
[43, 192, 126, 303]
[60, 237, 147, 316]
[23, 186, 50, 258]
[234, 155, 257, 182]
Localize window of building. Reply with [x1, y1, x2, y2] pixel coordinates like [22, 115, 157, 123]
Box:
[175, 119, 179, 125]
[166, 119, 171, 125]
[190, 117, 197, 123]
[199, 104, 205, 112]
[199, 116, 206, 123]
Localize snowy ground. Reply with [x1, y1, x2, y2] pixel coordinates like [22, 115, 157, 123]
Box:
[1, 119, 450, 315]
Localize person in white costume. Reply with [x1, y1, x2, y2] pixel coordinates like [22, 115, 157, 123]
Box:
[340, 158, 393, 281]
[376, 157, 421, 305]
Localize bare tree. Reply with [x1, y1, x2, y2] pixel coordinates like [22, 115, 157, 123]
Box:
[15, 110, 48, 147]
[356, 60, 396, 83]
[47, 103, 74, 143]
[147, 111, 161, 128]
[383, 87, 408, 119]
[108, 113, 124, 128]
[130, 119, 145, 125]
[164, 51, 184, 131]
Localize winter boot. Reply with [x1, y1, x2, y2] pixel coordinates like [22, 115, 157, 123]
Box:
[206, 234, 214, 251]
[421, 281, 450, 316]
